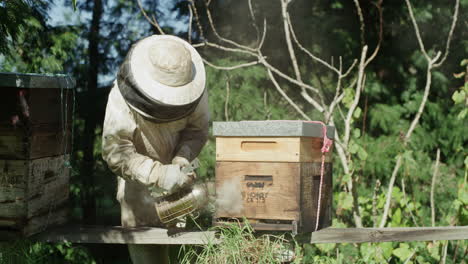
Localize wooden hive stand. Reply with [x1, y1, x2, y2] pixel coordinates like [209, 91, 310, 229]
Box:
[0, 73, 75, 237]
[213, 121, 334, 234]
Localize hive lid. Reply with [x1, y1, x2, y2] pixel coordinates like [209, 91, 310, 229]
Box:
[0, 72, 75, 89]
[213, 121, 335, 139]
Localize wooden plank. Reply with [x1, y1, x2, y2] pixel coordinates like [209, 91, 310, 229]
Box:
[0, 159, 28, 190]
[0, 124, 71, 159]
[23, 207, 68, 236]
[302, 226, 468, 244]
[215, 162, 300, 221]
[216, 137, 331, 163]
[0, 201, 25, 218]
[26, 155, 70, 200]
[33, 225, 219, 245]
[0, 186, 25, 203]
[25, 226, 468, 244]
[28, 88, 74, 125]
[0, 155, 70, 232]
[0, 87, 73, 126]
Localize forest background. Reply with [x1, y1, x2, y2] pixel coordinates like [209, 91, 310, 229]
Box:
[0, 0, 467, 263]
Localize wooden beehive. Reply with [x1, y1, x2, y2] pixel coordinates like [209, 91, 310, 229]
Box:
[213, 121, 334, 234]
[0, 73, 74, 237]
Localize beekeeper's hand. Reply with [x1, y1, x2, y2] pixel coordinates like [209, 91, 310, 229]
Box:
[172, 156, 190, 168]
[156, 164, 192, 194]
[172, 156, 197, 180]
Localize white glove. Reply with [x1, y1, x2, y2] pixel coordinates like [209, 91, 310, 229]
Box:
[172, 156, 190, 168]
[156, 164, 191, 194]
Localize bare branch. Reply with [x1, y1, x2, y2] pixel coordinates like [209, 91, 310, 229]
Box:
[380, 61, 435, 228]
[364, 0, 383, 66]
[287, 15, 341, 75]
[248, 0, 260, 45]
[260, 58, 320, 94]
[300, 90, 325, 112]
[441, 241, 449, 264]
[344, 45, 368, 145]
[404, 61, 434, 143]
[204, 0, 257, 52]
[379, 154, 403, 227]
[136, 0, 165, 35]
[431, 148, 441, 227]
[203, 58, 260, 70]
[326, 58, 345, 122]
[267, 69, 311, 120]
[192, 42, 205, 48]
[380, 0, 460, 232]
[329, 118, 364, 227]
[353, 0, 365, 47]
[434, 0, 460, 67]
[258, 18, 267, 50]
[342, 59, 359, 78]
[281, 0, 302, 83]
[188, 2, 193, 43]
[189, 1, 205, 40]
[405, 0, 429, 59]
[194, 41, 258, 56]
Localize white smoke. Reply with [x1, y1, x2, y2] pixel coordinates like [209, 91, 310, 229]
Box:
[216, 178, 244, 215]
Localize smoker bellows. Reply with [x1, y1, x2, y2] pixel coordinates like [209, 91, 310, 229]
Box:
[213, 121, 334, 233]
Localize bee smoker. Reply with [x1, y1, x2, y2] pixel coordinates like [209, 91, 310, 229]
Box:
[154, 182, 213, 225]
[152, 158, 214, 225]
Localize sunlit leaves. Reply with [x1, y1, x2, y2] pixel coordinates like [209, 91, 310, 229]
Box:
[338, 192, 353, 211]
[452, 90, 466, 104]
[392, 243, 413, 262]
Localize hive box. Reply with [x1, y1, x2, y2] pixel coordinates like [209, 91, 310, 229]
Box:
[213, 121, 334, 234]
[0, 73, 74, 238]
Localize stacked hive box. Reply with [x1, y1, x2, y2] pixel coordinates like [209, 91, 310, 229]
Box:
[0, 73, 74, 237]
[213, 121, 334, 233]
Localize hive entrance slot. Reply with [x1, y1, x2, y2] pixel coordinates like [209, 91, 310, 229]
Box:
[244, 175, 273, 181]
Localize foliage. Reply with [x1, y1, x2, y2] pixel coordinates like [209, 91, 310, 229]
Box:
[0, 241, 94, 264]
[0, 0, 48, 54]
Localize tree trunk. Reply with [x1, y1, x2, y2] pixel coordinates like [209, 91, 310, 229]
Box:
[82, 0, 103, 225]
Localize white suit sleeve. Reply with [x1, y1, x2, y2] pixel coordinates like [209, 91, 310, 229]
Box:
[102, 86, 169, 186]
[175, 92, 210, 161]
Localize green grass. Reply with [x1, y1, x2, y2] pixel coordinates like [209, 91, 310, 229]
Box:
[179, 220, 302, 264]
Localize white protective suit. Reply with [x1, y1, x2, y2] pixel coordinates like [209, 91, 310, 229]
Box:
[102, 83, 209, 227]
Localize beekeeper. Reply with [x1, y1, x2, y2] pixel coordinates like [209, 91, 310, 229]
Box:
[101, 35, 209, 264]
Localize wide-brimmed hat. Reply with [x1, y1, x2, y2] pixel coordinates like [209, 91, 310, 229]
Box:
[117, 35, 206, 122]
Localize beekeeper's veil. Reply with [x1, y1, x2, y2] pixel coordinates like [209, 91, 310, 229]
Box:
[117, 35, 206, 122]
